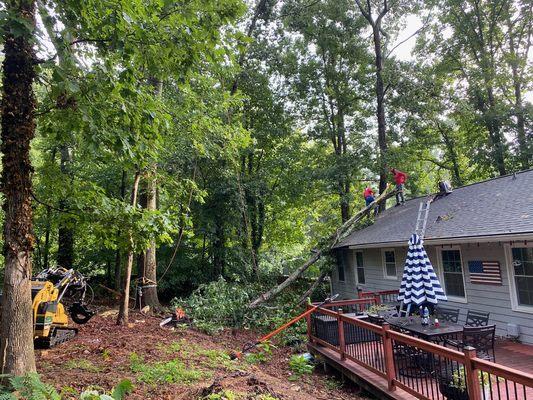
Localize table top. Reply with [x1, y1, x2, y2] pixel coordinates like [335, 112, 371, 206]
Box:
[385, 316, 463, 338]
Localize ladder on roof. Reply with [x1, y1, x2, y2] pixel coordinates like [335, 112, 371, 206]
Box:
[415, 197, 433, 238]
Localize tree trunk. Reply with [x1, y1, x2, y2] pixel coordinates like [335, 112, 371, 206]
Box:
[507, 16, 530, 169]
[485, 87, 506, 176]
[212, 217, 226, 277]
[373, 24, 388, 208]
[439, 125, 463, 186]
[142, 167, 161, 311]
[114, 170, 126, 290]
[354, 1, 390, 211]
[43, 205, 52, 270]
[57, 146, 74, 268]
[0, 0, 37, 375]
[297, 270, 329, 305]
[116, 171, 141, 325]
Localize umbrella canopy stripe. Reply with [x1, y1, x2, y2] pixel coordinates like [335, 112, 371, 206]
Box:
[397, 233, 447, 305]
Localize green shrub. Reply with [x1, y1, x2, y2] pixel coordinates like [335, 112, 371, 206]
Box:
[288, 355, 314, 381]
[172, 276, 325, 344]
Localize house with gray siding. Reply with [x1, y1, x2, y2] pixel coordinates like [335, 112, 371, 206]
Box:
[331, 169, 533, 344]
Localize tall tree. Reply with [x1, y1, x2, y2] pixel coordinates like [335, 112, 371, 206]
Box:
[426, 0, 512, 175]
[354, 0, 391, 205]
[504, 0, 532, 169]
[283, 0, 372, 222]
[117, 171, 141, 325]
[0, 0, 38, 375]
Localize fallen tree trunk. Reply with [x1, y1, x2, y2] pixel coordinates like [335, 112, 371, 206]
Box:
[297, 269, 329, 306]
[248, 186, 396, 309]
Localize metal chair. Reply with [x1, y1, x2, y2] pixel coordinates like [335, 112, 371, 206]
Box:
[465, 309, 489, 327]
[444, 325, 496, 362]
[435, 306, 460, 323]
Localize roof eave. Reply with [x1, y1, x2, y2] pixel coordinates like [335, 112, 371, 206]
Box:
[341, 231, 533, 250]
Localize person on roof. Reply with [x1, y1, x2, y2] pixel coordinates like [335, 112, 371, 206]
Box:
[363, 186, 375, 207]
[363, 186, 379, 216]
[391, 168, 407, 206]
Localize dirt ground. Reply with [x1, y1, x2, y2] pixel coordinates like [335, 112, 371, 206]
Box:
[36, 309, 367, 400]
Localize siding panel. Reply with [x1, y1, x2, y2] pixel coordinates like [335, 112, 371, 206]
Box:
[331, 242, 533, 344]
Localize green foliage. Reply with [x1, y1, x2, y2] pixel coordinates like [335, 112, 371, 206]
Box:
[244, 342, 273, 365]
[0, 374, 132, 400]
[1, 373, 60, 400]
[203, 390, 239, 400]
[64, 359, 102, 373]
[129, 353, 207, 385]
[287, 355, 314, 381]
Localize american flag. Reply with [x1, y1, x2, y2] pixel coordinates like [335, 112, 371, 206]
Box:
[468, 261, 502, 285]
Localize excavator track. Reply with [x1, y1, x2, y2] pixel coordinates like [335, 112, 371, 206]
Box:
[35, 327, 78, 349]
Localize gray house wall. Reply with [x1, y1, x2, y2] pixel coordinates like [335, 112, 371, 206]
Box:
[331, 242, 533, 345]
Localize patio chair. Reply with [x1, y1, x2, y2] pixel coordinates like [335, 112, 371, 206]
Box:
[435, 306, 460, 323]
[444, 325, 496, 362]
[465, 309, 490, 327]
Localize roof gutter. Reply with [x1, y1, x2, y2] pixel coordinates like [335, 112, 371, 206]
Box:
[345, 232, 533, 250]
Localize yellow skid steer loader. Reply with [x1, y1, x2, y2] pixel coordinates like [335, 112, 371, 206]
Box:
[31, 267, 95, 347]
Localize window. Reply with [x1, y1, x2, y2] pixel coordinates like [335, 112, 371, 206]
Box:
[383, 250, 396, 278]
[356, 252, 365, 284]
[512, 247, 533, 307]
[441, 249, 465, 298]
[337, 253, 345, 282]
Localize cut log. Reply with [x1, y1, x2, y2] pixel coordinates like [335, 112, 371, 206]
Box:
[248, 186, 397, 309]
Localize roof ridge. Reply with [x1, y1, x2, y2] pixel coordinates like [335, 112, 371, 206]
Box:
[399, 168, 533, 205]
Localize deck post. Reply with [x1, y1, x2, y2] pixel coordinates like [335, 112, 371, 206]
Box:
[373, 293, 381, 305]
[338, 309, 346, 360]
[464, 346, 482, 400]
[382, 323, 396, 391]
[306, 304, 313, 343]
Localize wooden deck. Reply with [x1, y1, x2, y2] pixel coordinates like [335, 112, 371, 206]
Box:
[307, 299, 533, 400]
[495, 340, 533, 374]
[309, 339, 533, 400]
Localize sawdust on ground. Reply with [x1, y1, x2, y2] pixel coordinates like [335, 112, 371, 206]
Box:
[36, 309, 367, 400]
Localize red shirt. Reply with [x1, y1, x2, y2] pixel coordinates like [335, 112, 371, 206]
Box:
[392, 170, 407, 185]
[363, 187, 374, 198]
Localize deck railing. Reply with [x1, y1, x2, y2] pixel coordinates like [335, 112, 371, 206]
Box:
[307, 305, 533, 400]
[358, 288, 400, 305]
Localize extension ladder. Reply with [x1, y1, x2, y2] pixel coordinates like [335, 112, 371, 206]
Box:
[415, 198, 432, 238]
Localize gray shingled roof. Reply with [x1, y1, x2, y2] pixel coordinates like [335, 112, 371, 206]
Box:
[335, 169, 533, 248]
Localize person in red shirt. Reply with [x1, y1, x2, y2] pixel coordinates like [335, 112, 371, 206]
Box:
[363, 186, 379, 216]
[363, 187, 375, 206]
[391, 168, 408, 205]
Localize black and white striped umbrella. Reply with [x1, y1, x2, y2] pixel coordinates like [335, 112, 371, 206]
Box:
[397, 234, 447, 305]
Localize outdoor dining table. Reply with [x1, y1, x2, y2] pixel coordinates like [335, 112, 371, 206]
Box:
[385, 316, 464, 342]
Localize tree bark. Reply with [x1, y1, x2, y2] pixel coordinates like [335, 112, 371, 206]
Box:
[43, 205, 52, 270]
[297, 270, 329, 305]
[116, 171, 141, 325]
[0, 0, 37, 375]
[57, 147, 74, 268]
[438, 124, 463, 187]
[114, 170, 126, 290]
[142, 167, 161, 310]
[373, 24, 388, 205]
